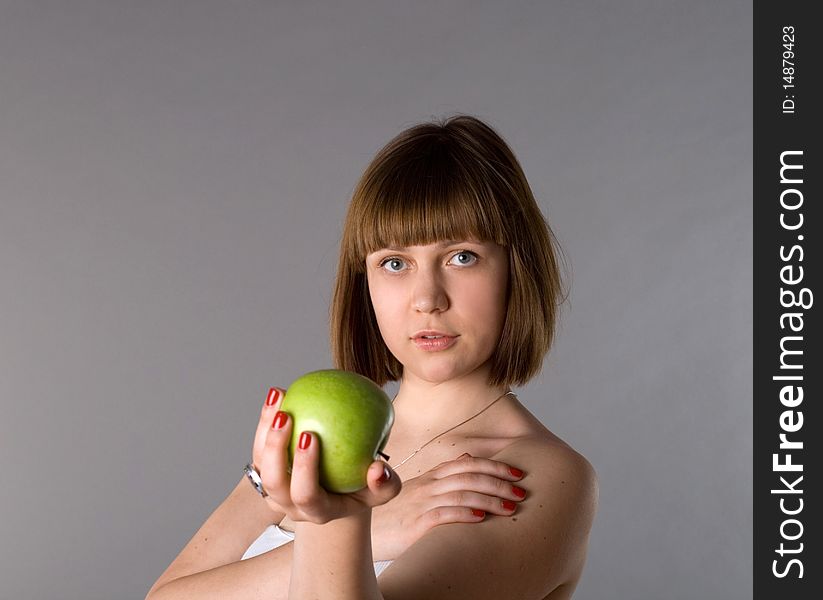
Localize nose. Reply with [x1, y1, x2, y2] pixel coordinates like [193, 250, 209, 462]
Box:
[412, 270, 449, 313]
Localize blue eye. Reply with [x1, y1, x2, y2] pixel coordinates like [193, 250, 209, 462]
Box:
[451, 252, 478, 266]
[380, 257, 406, 273]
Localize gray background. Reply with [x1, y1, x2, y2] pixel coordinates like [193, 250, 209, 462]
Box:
[0, 1, 752, 599]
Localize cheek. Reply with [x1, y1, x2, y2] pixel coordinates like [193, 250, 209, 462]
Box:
[475, 295, 507, 332]
[368, 282, 405, 336]
[466, 274, 507, 319]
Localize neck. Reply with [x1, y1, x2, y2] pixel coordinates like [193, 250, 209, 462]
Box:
[389, 369, 511, 438]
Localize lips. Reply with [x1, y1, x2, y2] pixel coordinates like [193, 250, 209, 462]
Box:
[413, 331, 459, 352]
[411, 330, 457, 339]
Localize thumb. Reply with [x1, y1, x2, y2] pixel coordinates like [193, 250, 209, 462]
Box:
[366, 461, 401, 504]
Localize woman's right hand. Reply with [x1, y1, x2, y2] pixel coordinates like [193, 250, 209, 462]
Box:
[370, 453, 527, 561]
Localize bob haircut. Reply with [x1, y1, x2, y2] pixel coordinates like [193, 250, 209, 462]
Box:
[330, 114, 569, 389]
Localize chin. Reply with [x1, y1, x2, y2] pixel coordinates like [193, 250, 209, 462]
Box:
[402, 358, 473, 385]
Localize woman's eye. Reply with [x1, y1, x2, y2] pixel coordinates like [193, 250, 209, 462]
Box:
[450, 251, 478, 266]
[380, 257, 406, 273]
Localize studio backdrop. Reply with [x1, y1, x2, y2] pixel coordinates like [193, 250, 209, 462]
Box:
[0, 2, 751, 599]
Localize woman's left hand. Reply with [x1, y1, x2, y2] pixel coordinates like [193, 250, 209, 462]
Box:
[251, 387, 402, 525]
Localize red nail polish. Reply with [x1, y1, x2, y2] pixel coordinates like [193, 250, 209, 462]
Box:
[509, 467, 524, 478]
[472, 509, 486, 518]
[512, 485, 526, 499]
[266, 387, 282, 406]
[502, 500, 517, 511]
[299, 431, 311, 450]
[377, 465, 391, 484]
[272, 411, 287, 429]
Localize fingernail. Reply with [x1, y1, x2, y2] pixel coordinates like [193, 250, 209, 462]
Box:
[377, 465, 391, 484]
[502, 499, 517, 511]
[472, 509, 486, 518]
[266, 387, 283, 407]
[512, 485, 526, 499]
[509, 466, 524, 478]
[272, 411, 287, 429]
[299, 431, 311, 450]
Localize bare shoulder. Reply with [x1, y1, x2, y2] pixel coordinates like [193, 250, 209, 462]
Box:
[494, 433, 599, 521]
[490, 431, 599, 597]
[496, 424, 596, 481]
[475, 392, 598, 524]
[378, 421, 599, 599]
[486, 394, 598, 487]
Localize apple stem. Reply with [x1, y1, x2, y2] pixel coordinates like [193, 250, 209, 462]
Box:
[377, 451, 391, 461]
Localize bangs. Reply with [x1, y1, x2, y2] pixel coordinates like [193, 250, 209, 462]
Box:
[349, 140, 510, 265]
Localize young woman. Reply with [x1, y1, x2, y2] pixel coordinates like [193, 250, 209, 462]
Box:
[147, 115, 597, 599]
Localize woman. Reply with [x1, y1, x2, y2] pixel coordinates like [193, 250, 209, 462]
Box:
[146, 115, 597, 599]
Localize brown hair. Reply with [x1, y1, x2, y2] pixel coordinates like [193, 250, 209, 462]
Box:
[330, 114, 570, 388]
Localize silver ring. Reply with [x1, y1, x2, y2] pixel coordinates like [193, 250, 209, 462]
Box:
[243, 462, 268, 498]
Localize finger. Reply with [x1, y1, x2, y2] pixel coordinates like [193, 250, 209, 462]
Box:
[258, 409, 294, 507]
[364, 461, 402, 507]
[438, 454, 526, 481]
[440, 487, 523, 515]
[289, 430, 328, 522]
[252, 387, 286, 466]
[433, 469, 528, 509]
[420, 505, 489, 529]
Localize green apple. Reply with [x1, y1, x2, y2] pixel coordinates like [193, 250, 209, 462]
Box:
[280, 369, 394, 493]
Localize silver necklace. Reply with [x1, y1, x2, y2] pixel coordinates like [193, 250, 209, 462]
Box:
[383, 390, 516, 470]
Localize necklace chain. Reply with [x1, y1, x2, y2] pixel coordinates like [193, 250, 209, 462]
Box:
[386, 390, 516, 470]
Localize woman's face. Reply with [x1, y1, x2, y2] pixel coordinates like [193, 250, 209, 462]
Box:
[365, 238, 509, 384]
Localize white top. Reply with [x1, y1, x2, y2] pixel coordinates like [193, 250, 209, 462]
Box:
[241, 524, 394, 577]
